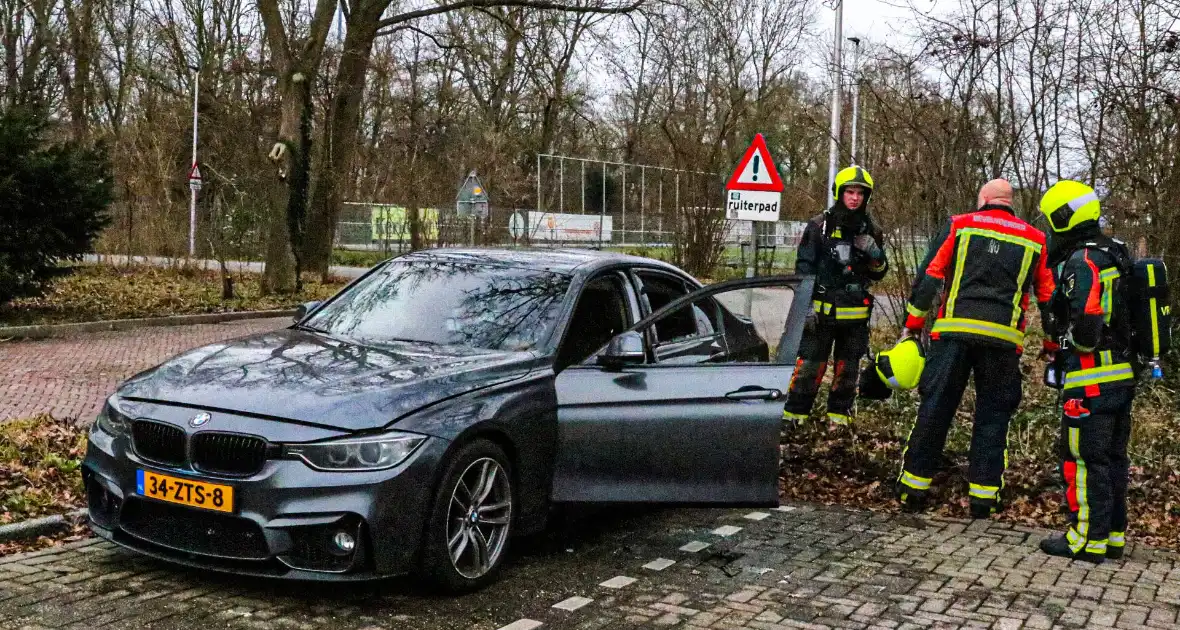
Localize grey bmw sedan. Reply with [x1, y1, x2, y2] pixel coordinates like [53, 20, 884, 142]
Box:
[83, 248, 810, 591]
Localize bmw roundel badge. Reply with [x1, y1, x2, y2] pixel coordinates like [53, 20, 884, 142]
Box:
[189, 412, 211, 428]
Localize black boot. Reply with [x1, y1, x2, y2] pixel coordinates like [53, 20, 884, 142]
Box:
[1106, 545, 1124, 560]
[969, 500, 994, 520]
[896, 484, 928, 513]
[1039, 534, 1104, 564]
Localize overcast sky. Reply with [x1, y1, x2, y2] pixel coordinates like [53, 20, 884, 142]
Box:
[839, 0, 918, 41]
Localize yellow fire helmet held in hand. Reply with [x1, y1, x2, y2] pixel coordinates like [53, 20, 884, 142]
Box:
[875, 337, 926, 390]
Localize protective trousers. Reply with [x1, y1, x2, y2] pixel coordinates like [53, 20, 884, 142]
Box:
[1059, 386, 1134, 556]
[897, 338, 1022, 509]
[783, 320, 869, 424]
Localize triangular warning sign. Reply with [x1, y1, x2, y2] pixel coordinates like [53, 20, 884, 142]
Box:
[726, 134, 783, 192]
[188, 163, 202, 181]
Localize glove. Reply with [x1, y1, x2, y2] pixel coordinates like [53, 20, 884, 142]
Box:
[854, 234, 883, 259]
[804, 310, 818, 333]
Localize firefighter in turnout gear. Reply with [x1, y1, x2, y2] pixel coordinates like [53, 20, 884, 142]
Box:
[896, 179, 1056, 518]
[1037, 180, 1139, 564]
[782, 166, 888, 427]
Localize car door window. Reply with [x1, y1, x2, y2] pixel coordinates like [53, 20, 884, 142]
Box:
[635, 271, 719, 363]
[638, 278, 807, 366]
[555, 272, 634, 371]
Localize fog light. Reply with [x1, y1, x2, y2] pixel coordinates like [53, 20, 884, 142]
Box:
[332, 531, 356, 553]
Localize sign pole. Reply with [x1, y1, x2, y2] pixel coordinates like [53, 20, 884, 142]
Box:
[745, 220, 756, 317]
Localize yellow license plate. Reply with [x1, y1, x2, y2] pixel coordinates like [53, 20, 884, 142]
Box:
[137, 469, 234, 513]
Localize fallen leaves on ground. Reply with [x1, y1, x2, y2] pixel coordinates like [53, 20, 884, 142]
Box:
[779, 420, 1180, 551]
[0, 264, 347, 327]
[0, 415, 86, 525]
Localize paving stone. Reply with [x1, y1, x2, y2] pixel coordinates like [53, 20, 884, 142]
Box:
[644, 558, 677, 571]
[553, 597, 594, 611]
[599, 576, 637, 589]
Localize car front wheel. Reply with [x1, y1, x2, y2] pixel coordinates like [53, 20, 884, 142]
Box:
[421, 439, 514, 592]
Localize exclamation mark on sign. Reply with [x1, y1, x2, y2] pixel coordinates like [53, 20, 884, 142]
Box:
[752, 155, 760, 182]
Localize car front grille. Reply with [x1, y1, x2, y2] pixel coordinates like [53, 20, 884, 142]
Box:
[131, 420, 186, 467]
[119, 497, 270, 560]
[192, 432, 268, 476]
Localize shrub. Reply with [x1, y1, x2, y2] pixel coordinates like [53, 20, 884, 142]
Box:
[0, 108, 113, 305]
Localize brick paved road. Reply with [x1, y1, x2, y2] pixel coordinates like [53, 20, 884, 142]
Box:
[2, 504, 1178, 629]
[0, 318, 290, 423]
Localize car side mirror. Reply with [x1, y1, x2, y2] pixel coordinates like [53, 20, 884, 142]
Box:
[596, 331, 646, 370]
[294, 300, 321, 323]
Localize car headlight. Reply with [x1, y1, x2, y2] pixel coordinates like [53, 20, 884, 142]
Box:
[282, 432, 426, 471]
[95, 400, 130, 437]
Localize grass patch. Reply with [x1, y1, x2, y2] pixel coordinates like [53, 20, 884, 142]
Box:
[0, 264, 348, 327]
[331, 249, 390, 268]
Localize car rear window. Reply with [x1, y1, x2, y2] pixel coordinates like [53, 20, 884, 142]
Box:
[305, 261, 572, 351]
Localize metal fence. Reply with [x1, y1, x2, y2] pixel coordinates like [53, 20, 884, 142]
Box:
[333, 155, 824, 271]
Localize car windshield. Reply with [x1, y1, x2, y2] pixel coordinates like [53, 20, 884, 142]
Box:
[303, 260, 573, 351]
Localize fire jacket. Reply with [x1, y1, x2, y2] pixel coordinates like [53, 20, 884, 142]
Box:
[1048, 236, 1137, 398]
[904, 204, 1055, 350]
[796, 210, 888, 324]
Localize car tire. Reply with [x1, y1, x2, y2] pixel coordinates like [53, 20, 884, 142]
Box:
[420, 439, 515, 593]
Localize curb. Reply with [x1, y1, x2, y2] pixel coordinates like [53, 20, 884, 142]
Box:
[0, 509, 88, 543]
[0, 309, 296, 340]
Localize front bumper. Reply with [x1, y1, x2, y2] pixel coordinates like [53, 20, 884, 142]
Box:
[82, 424, 447, 581]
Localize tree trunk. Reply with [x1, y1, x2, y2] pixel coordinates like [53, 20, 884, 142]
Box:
[261, 185, 297, 294]
[262, 70, 312, 294]
[303, 2, 383, 274]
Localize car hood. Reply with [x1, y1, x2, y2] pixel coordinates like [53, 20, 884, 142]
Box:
[116, 328, 536, 431]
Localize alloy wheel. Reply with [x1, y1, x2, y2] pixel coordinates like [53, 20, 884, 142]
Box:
[446, 457, 512, 579]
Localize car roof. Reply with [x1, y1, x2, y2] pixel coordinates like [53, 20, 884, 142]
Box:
[392, 246, 685, 276]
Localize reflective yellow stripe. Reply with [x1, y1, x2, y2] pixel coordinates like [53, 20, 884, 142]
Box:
[900, 471, 931, 491]
[932, 318, 1025, 345]
[946, 233, 972, 317]
[1098, 268, 1118, 324]
[1067, 528, 1086, 553]
[783, 411, 808, 421]
[814, 301, 868, 320]
[1110, 532, 1125, 547]
[969, 484, 999, 500]
[1086, 539, 1108, 554]
[1148, 266, 1161, 356]
[907, 302, 927, 318]
[827, 412, 851, 425]
[1069, 427, 1089, 540]
[1150, 298, 1161, 356]
[1010, 245, 1035, 327]
[1100, 350, 1113, 366]
[956, 227, 1044, 253]
[1063, 363, 1134, 389]
[835, 307, 870, 320]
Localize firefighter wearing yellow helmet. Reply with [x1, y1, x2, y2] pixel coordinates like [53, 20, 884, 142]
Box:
[782, 165, 888, 428]
[1037, 180, 1141, 564]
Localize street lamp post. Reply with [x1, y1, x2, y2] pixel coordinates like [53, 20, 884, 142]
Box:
[189, 64, 200, 258]
[848, 36, 862, 165]
[825, 0, 843, 210]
